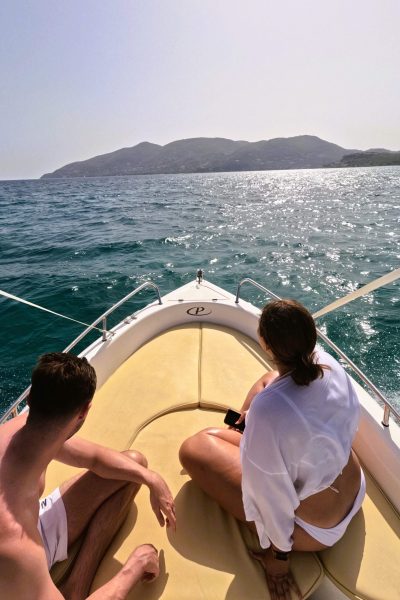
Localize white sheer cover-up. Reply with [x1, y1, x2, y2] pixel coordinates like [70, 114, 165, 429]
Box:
[240, 349, 360, 551]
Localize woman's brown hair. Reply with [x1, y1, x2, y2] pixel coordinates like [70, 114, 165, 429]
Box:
[258, 299, 324, 386]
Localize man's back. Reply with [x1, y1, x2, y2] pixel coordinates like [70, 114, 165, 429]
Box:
[1, 353, 166, 599]
[0, 415, 62, 599]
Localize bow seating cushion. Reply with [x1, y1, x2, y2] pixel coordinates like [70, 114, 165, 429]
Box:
[46, 323, 369, 598]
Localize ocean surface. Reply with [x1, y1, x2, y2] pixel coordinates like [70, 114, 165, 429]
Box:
[1, 167, 399, 417]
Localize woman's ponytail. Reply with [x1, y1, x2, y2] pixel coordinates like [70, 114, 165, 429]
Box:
[291, 351, 324, 386]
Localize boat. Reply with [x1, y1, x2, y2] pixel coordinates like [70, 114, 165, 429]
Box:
[2, 271, 400, 600]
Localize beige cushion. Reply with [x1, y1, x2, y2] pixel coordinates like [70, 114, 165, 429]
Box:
[46, 324, 400, 599]
[83, 323, 201, 447]
[47, 324, 323, 597]
[319, 469, 400, 600]
[90, 408, 323, 600]
[45, 325, 201, 493]
[200, 324, 272, 409]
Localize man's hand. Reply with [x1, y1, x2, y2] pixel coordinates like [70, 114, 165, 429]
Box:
[250, 548, 302, 600]
[147, 471, 176, 530]
[129, 544, 160, 583]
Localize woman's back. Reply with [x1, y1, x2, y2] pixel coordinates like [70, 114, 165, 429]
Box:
[246, 349, 360, 499]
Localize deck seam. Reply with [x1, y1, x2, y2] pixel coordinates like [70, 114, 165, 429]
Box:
[198, 323, 203, 406]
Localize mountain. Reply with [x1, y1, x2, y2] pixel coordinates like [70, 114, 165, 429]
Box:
[41, 135, 361, 179]
[337, 151, 400, 168]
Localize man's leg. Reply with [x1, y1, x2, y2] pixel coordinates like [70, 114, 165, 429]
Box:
[60, 482, 139, 600]
[59, 450, 146, 600]
[60, 450, 147, 547]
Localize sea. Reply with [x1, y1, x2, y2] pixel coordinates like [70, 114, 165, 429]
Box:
[1, 167, 399, 417]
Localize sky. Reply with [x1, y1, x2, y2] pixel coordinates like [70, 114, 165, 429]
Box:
[1, 0, 399, 180]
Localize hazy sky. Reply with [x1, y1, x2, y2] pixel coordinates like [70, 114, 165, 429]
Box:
[1, 0, 399, 180]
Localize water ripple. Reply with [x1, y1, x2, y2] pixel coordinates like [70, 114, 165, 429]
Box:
[0, 167, 399, 412]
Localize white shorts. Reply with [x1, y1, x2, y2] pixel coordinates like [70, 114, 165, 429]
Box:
[38, 487, 68, 569]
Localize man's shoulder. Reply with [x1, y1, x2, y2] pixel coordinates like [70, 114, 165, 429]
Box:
[0, 413, 28, 465]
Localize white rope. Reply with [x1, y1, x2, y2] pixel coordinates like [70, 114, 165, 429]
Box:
[313, 267, 400, 319]
[0, 289, 106, 334]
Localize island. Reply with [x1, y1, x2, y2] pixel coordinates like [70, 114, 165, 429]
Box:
[41, 136, 399, 179]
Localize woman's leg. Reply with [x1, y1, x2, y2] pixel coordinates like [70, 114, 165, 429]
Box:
[179, 428, 328, 551]
[179, 427, 248, 523]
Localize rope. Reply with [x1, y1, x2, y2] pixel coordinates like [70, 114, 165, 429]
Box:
[0, 289, 107, 334]
[313, 267, 400, 319]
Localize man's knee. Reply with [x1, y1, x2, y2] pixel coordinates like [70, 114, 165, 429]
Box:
[122, 449, 148, 468]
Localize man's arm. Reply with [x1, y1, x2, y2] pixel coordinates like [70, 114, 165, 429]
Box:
[11, 541, 158, 600]
[56, 437, 149, 482]
[55, 438, 176, 529]
[86, 544, 159, 599]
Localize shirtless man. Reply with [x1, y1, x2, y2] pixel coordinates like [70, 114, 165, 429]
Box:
[0, 352, 176, 600]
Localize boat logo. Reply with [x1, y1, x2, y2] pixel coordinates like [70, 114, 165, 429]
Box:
[186, 306, 212, 316]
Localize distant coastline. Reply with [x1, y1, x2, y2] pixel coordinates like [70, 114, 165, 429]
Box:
[40, 135, 400, 179]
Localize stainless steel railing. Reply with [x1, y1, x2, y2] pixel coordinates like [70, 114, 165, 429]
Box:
[64, 281, 162, 351]
[0, 281, 162, 424]
[235, 277, 400, 427]
[2, 276, 398, 427]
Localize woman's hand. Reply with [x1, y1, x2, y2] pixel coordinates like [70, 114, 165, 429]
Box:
[226, 410, 247, 431]
[250, 548, 302, 600]
[146, 471, 176, 530]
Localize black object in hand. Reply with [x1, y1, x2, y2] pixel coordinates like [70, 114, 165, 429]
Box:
[224, 408, 245, 432]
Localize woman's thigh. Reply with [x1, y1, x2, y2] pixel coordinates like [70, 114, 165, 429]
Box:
[179, 428, 247, 522]
[179, 428, 328, 550]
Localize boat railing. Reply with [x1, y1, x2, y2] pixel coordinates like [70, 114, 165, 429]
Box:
[235, 277, 399, 427]
[2, 277, 398, 427]
[63, 281, 162, 351]
[0, 281, 162, 424]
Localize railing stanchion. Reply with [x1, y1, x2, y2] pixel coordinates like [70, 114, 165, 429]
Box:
[102, 317, 107, 342]
[382, 405, 391, 428]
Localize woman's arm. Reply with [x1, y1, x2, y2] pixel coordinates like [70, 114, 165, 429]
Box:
[241, 370, 279, 412]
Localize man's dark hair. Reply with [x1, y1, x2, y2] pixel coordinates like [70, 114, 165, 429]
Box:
[28, 352, 97, 422]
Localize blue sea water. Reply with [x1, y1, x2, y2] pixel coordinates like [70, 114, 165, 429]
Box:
[0, 167, 399, 417]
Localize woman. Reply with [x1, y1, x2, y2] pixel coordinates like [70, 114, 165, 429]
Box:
[179, 299, 365, 600]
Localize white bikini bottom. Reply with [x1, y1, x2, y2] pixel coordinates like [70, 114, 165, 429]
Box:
[294, 468, 366, 547]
